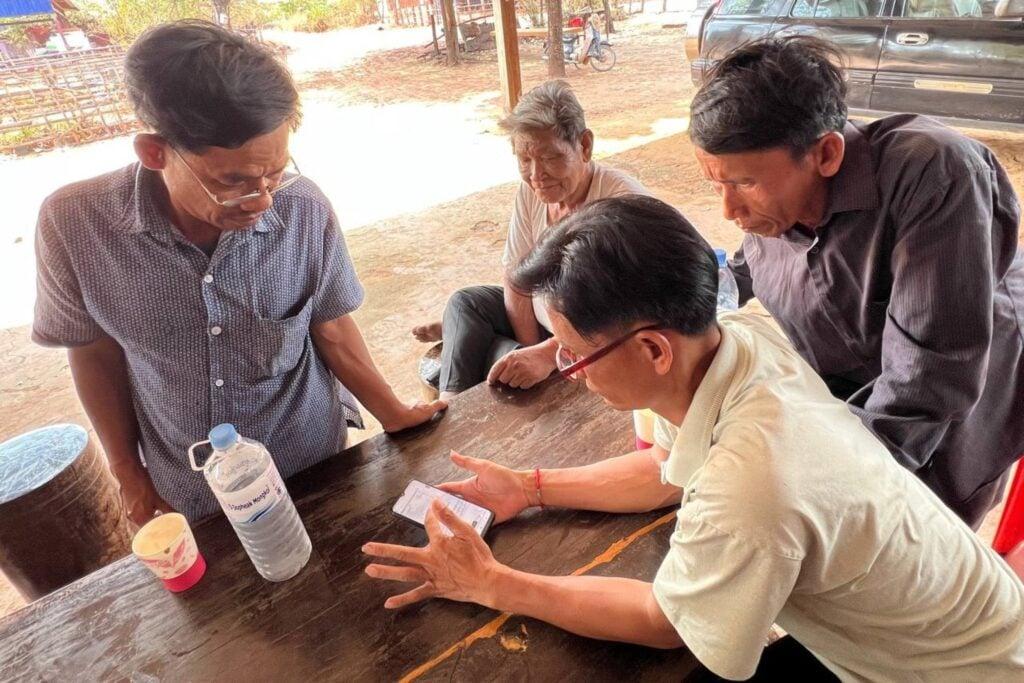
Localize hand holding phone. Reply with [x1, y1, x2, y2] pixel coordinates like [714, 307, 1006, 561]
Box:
[393, 480, 495, 537]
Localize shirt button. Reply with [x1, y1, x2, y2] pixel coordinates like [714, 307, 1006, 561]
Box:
[215, 379, 225, 387]
[809, 247, 819, 255]
[203, 274, 214, 283]
[210, 325, 223, 336]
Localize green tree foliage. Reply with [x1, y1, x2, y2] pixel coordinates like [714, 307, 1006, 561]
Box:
[65, 0, 271, 44]
[517, 0, 613, 27]
[272, 0, 380, 31]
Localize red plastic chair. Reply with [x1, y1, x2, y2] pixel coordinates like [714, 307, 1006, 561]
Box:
[1005, 543, 1024, 579]
[993, 460, 1024, 579]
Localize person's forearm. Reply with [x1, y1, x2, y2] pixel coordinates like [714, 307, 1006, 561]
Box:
[503, 273, 542, 346]
[523, 449, 681, 513]
[67, 336, 144, 480]
[485, 568, 683, 649]
[69, 337, 171, 522]
[312, 314, 407, 427]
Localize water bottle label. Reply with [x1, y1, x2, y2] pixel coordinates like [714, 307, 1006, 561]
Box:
[218, 464, 286, 525]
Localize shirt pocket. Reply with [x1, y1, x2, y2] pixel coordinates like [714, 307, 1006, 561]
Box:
[247, 297, 314, 379]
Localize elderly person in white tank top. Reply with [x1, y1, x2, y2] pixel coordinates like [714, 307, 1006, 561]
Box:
[413, 80, 648, 399]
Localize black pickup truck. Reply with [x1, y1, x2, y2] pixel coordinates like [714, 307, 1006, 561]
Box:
[686, 0, 1024, 129]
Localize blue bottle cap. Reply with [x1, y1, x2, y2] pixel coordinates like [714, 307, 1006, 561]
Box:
[714, 248, 728, 268]
[209, 423, 239, 451]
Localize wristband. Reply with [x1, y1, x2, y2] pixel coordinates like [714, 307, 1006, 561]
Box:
[534, 467, 544, 509]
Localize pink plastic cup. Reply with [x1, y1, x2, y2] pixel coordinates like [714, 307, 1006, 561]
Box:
[131, 512, 206, 592]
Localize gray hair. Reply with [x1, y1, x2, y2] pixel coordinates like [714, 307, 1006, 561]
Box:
[500, 80, 587, 145]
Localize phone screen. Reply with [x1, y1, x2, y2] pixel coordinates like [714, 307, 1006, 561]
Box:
[393, 480, 494, 537]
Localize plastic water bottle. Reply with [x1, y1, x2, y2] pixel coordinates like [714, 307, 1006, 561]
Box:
[715, 248, 739, 312]
[188, 424, 312, 581]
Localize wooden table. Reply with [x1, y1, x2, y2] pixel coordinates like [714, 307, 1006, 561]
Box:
[0, 380, 698, 681]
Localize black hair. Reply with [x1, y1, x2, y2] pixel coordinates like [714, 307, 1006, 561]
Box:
[689, 35, 847, 156]
[125, 20, 301, 152]
[510, 195, 718, 341]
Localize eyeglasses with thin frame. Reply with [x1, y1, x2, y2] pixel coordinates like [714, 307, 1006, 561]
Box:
[556, 324, 662, 381]
[171, 148, 302, 208]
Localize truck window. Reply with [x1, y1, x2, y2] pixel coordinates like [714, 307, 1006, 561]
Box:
[900, 0, 1005, 17]
[718, 0, 780, 15]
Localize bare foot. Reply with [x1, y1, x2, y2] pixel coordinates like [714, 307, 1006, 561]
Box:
[412, 321, 443, 343]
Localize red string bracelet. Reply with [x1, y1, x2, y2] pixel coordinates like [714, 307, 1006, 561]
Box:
[534, 467, 544, 509]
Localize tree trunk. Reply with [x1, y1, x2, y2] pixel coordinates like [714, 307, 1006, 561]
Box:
[431, 12, 440, 56]
[441, 0, 459, 65]
[212, 0, 231, 28]
[640, 0, 646, 13]
[602, 0, 616, 33]
[662, 0, 669, 12]
[546, 0, 566, 77]
[0, 426, 131, 601]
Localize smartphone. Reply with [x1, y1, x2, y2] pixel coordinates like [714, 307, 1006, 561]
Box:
[393, 480, 494, 537]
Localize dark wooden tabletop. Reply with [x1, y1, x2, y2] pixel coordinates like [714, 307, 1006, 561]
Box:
[0, 379, 698, 682]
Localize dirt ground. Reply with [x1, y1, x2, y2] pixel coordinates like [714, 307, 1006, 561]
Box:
[0, 16, 1022, 617]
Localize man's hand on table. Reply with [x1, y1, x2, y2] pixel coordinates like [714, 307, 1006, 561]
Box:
[437, 451, 533, 523]
[380, 399, 448, 434]
[364, 499, 505, 609]
[487, 343, 557, 390]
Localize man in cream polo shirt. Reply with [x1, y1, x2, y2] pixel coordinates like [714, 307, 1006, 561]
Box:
[364, 197, 1024, 680]
[648, 312, 1024, 679]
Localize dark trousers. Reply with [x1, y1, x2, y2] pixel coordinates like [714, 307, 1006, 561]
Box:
[684, 637, 839, 682]
[440, 285, 540, 393]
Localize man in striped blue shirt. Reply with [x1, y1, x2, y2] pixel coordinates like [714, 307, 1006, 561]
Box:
[32, 21, 445, 523]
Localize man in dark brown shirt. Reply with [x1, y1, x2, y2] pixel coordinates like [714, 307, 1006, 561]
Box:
[690, 36, 1024, 528]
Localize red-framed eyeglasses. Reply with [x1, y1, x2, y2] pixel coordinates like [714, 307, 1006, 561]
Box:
[556, 324, 662, 380]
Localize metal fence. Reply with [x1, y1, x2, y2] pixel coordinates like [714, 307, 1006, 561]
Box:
[0, 46, 138, 155]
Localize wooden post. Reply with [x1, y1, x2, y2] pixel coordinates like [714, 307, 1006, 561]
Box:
[430, 12, 440, 56]
[602, 0, 615, 33]
[492, 0, 522, 111]
[441, 0, 459, 65]
[546, 0, 566, 77]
